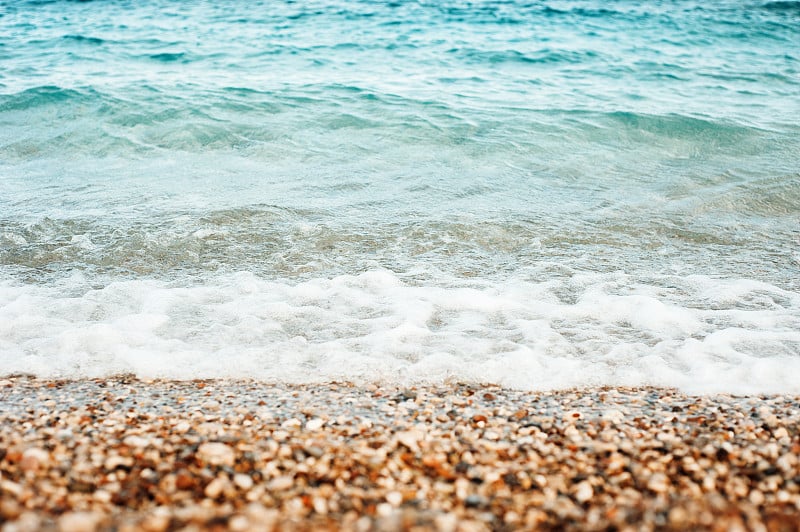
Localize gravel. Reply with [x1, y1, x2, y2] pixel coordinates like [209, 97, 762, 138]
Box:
[0, 376, 798, 531]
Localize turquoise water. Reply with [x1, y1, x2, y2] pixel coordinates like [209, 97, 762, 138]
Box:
[1, 0, 799, 392]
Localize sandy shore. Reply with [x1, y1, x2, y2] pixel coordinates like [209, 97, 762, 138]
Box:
[0, 377, 799, 531]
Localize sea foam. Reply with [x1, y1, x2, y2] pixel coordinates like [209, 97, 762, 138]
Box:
[2, 270, 798, 394]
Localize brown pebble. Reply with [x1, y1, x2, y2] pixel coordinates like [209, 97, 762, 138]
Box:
[58, 512, 100, 532]
[0, 379, 798, 532]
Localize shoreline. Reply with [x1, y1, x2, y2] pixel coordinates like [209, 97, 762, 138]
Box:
[1, 377, 799, 531]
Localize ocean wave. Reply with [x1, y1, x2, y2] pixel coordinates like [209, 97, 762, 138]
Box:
[1, 270, 798, 394]
[0, 85, 101, 112]
[451, 47, 600, 66]
[0, 83, 779, 159]
[1, 208, 795, 291]
[61, 34, 105, 45]
[146, 51, 189, 62]
[761, 1, 800, 12]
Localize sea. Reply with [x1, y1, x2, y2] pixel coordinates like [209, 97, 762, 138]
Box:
[1, 0, 799, 393]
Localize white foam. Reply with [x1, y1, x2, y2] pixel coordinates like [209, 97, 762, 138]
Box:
[1, 270, 798, 394]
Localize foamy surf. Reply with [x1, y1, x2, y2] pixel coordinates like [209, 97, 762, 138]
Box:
[2, 270, 798, 394]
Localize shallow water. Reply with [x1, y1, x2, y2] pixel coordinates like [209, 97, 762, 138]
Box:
[1, 0, 799, 392]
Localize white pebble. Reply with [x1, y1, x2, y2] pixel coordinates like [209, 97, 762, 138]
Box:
[305, 418, 324, 431]
[233, 474, 253, 491]
[386, 491, 403, 507]
[58, 512, 99, 532]
[268, 475, 294, 491]
[197, 442, 235, 467]
[204, 477, 227, 499]
[575, 481, 593, 503]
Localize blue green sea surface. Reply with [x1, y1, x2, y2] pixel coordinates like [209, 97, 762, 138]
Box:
[1, 0, 799, 392]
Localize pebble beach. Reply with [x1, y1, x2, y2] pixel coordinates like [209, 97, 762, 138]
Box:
[3, 2, 800, 531]
[1, 378, 799, 531]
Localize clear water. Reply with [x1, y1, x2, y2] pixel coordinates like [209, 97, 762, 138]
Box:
[1, 0, 799, 392]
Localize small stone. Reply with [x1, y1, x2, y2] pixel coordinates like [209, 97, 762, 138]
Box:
[282, 418, 302, 428]
[396, 429, 422, 452]
[602, 409, 624, 423]
[104, 455, 133, 470]
[749, 490, 765, 505]
[93, 490, 112, 504]
[0, 499, 22, 520]
[1, 480, 23, 497]
[272, 430, 289, 442]
[434, 513, 458, 532]
[305, 445, 324, 458]
[668, 507, 688, 526]
[201, 400, 220, 412]
[457, 519, 489, 532]
[464, 494, 488, 508]
[228, 515, 250, 532]
[175, 471, 196, 490]
[312, 496, 328, 514]
[197, 442, 235, 467]
[20, 448, 50, 472]
[123, 435, 150, 448]
[268, 475, 294, 491]
[204, 477, 227, 499]
[504, 511, 520, 524]
[6, 511, 41, 532]
[58, 512, 100, 532]
[647, 473, 669, 493]
[140, 508, 170, 532]
[305, 418, 324, 431]
[455, 478, 470, 500]
[575, 481, 593, 503]
[233, 473, 253, 491]
[484, 430, 500, 440]
[376, 503, 393, 517]
[244, 503, 279, 528]
[386, 491, 403, 507]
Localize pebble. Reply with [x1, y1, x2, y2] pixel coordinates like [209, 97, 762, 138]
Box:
[574, 481, 594, 503]
[233, 473, 253, 491]
[281, 418, 302, 429]
[196, 442, 235, 467]
[312, 496, 328, 515]
[385, 491, 403, 507]
[0, 377, 798, 531]
[267, 475, 294, 491]
[228, 515, 249, 531]
[602, 409, 625, 423]
[305, 418, 324, 431]
[1, 480, 23, 497]
[140, 509, 170, 532]
[104, 455, 133, 470]
[464, 495, 488, 509]
[396, 429, 422, 452]
[20, 448, 49, 472]
[647, 473, 670, 493]
[204, 477, 227, 499]
[57, 512, 99, 532]
[122, 435, 150, 448]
